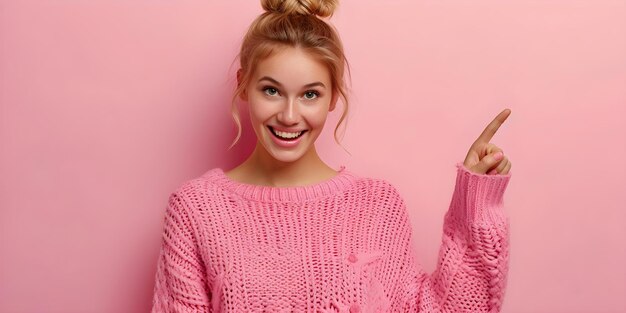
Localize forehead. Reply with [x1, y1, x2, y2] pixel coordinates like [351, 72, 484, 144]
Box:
[253, 47, 331, 86]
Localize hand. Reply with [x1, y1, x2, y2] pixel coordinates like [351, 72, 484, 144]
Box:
[463, 109, 512, 175]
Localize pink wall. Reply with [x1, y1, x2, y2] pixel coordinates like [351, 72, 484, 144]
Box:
[1, 0, 624, 312]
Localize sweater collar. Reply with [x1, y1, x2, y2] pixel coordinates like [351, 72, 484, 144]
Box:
[207, 165, 359, 202]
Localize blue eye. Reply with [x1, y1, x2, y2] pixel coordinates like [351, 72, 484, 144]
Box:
[263, 87, 279, 96]
[303, 91, 319, 100]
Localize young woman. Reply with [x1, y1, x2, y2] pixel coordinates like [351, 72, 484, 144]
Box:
[151, 0, 513, 312]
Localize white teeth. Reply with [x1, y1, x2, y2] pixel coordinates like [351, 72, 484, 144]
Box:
[272, 128, 303, 139]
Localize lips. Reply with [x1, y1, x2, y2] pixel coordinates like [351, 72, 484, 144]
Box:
[267, 126, 308, 148]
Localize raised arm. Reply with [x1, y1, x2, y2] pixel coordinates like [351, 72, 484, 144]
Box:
[151, 192, 212, 313]
[432, 162, 511, 312]
[389, 162, 511, 312]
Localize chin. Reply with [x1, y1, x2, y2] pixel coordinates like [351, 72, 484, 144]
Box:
[267, 148, 307, 163]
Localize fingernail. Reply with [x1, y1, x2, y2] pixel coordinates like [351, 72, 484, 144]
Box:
[488, 168, 498, 175]
[494, 151, 504, 160]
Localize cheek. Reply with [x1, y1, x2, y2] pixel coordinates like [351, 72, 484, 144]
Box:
[305, 108, 330, 129]
[248, 100, 274, 123]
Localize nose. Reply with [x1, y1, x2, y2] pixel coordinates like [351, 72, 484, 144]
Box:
[277, 97, 300, 125]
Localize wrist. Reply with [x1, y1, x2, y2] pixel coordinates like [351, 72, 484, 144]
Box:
[452, 162, 511, 224]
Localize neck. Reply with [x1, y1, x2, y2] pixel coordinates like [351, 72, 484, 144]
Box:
[238, 141, 336, 187]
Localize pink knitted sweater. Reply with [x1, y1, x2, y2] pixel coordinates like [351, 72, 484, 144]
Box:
[151, 162, 511, 313]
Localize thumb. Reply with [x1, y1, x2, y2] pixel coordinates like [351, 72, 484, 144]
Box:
[471, 151, 504, 174]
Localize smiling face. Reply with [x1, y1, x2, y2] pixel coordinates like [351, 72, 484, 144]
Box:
[241, 46, 336, 164]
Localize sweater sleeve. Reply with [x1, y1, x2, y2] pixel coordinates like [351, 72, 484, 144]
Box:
[151, 191, 212, 313]
[393, 162, 511, 313]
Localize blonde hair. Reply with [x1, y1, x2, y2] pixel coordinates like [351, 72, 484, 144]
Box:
[228, 0, 351, 151]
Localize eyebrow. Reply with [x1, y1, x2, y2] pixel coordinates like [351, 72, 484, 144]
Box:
[258, 76, 326, 89]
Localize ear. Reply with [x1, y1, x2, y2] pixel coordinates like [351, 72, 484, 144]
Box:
[237, 68, 247, 100]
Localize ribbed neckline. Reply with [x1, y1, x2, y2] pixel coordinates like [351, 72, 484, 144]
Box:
[206, 165, 359, 202]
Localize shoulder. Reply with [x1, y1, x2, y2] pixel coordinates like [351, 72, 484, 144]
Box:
[169, 168, 216, 193]
[354, 175, 404, 197]
[350, 174, 407, 210]
[164, 168, 228, 211]
[350, 174, 413, 233]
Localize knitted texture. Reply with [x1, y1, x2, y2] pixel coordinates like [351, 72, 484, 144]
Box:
[151, 162, 511, 312]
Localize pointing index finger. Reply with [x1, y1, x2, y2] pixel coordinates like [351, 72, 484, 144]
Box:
[474, 109, 511, 144]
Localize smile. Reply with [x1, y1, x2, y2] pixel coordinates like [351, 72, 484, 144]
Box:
[268, 126, 308, 141]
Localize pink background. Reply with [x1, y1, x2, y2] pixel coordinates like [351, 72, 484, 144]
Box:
[1, 0, 625, 312]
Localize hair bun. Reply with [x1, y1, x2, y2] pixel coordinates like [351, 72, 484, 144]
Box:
[262, 0, 338, 18]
